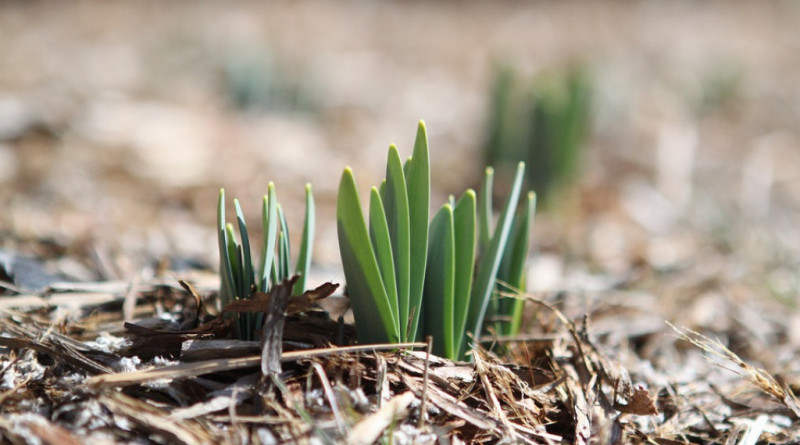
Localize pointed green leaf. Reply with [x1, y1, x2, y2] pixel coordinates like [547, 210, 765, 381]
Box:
[495, 191, 535, 335]
[273, 204, 291, 283]
[337, 167, 400, 343]
[369, 187, 399, 325]
[259, 183, 278, 292]
[383, 144, 411, 340]
[293, 184, 315, 295]
[405, 120, 430, 341]
[403, 156, 412, 178]
[465, 162, 526, 355]
[452, 190, 476, 358]
[234, 199, 254, 296]
[424, 205, 455, 358]
[217, 189, 236, 309]
[498, 191, 536, 336]
[225, 223, 241, 298]
[478, 167, 494, 254]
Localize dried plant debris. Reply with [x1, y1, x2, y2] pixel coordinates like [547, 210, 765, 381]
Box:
[1, 264, 800, 444]
[671, 324, 800, 419]
[0, 250, 66, 293]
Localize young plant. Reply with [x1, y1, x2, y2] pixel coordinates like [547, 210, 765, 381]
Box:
[338, 121, 536, 359]
[218, 183, 315, 340]
[222, 48, 317, 114]
[458, 163, 528, 358]
[484, 64, 591, 205]
[422, 190, 476, 359]
[487, 181, 537, 337]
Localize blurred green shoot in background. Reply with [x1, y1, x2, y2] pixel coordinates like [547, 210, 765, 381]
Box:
[484, 64, 592, 207]
[221, 47, 318, 114]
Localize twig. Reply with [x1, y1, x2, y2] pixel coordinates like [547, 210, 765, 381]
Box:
[311, 362, 347, 437]
[474, 351, 517, 441]
[122, 274, 141, 323]
[478, 333, 564, 344]
[375, 354, 389, 408]
[418, 336, 433, 430]
[88, 342, 426, 388]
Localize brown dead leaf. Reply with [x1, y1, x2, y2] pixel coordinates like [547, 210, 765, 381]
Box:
[123, 317, 231, 359]
[222, 281, 339, 315]
[614, 384, 658, 416]
[178, 279, 204, 324]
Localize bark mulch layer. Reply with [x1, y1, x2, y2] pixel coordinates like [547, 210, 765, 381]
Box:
[1, 261, 800, 444]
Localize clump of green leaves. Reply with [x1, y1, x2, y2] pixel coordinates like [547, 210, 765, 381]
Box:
[693, 62, 743, 118]
[337, 123, 430, 345]
[485, 64, 591, 205]
[222, 48, 317, 114]
[337, 121, 537, 359]
[217, 183, 315, 340]
[424, 164, 535, 359]
[483, 169, 537, 338]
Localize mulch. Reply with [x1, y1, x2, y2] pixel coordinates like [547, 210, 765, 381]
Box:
[1, 254, 799, 444]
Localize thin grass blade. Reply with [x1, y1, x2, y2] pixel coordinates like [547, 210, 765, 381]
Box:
[217, 189, 235, 309]
[226, 222, 246, 341]
[499, 191, 536, 336]
[464, 162, 526, 355]
[259, 184, 279, 292]
[225, 223, 242, 298]
[478, 167, 494, 254]
[293, 183, 315, 296]
[279, 211, 290, 283]
[274, 204, 291, 283]
[234, 199, 254, 294]
[495, 192, 536, 336]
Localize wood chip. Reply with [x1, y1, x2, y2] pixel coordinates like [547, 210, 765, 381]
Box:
[346, 392, 416, 445]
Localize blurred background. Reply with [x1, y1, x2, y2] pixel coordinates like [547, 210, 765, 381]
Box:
[2, 1, 800, 309]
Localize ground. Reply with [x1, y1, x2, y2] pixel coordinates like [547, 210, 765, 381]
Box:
[2, 1, 800, 443]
